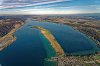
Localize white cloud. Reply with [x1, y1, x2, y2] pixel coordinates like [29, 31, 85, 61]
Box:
[0, 8, 84, 15]
[0, 0, 72, 9]
[0, 0, 100, 15]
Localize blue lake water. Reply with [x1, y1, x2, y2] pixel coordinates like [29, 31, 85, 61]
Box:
[0, 20, 99, 66]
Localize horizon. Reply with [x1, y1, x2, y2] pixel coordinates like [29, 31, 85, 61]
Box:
[0, 0, 100, 15]
[0, 13, 100, 16]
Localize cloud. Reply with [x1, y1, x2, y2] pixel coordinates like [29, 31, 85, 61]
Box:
[0, 0, 72, 9]
[0, 0, 100, 14]
[0, 8, 82, 15]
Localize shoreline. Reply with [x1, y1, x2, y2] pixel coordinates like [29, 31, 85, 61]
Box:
[32, 26, 98, 66]
[33, 20, 100, 50]
[32, 26, 65, 56]
[0, 23, 23, 51]
[64, 23, 100, 48]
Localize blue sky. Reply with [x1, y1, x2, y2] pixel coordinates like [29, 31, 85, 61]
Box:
[0, 0, 100, 15]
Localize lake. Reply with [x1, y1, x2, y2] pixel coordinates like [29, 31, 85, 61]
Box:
[0, 20, 99, 66]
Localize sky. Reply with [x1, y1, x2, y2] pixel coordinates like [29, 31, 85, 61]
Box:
[0, 0, 100, 15]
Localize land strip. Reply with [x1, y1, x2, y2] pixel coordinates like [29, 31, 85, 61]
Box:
[32, 26, 99, 66]
[32, 26, 64, 56]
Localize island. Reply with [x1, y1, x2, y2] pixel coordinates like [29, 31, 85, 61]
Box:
[32, 26, 64, 56]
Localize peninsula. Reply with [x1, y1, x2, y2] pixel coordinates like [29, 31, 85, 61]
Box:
[30, 15, 100, 66]
[32, 26, 98, 66]
[32, 26, 64, 56]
